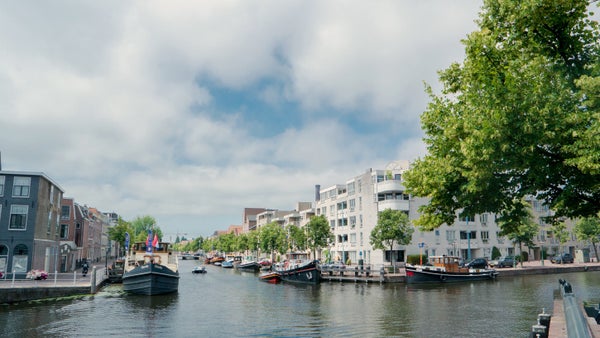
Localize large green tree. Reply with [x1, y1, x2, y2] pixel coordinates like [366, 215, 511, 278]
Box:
[130, 215, 163, 242]
[305, 215, 333, 260]
[259, 222, 288, 262]
[287, 224, 307, 253]
[370, 209, 414, 268]
[497, 199, 539, 267]
[107, 217, 132, 256]
[404, 0, 600, 232]
[574, 215, 600, 261]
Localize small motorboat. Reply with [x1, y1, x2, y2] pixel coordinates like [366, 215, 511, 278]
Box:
[192, 266, 207, 274]
[259, 271, 281, 284]
[221, 259, 234, 268]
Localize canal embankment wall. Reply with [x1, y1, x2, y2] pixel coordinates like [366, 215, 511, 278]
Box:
[0, 267, 109, 304]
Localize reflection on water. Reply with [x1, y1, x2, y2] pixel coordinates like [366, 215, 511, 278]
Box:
[1, 261, 600, 337]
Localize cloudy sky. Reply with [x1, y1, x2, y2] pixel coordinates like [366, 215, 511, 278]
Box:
[0, 1, 513, 238]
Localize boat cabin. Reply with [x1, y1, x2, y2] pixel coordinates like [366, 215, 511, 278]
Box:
[128, 242, 175, 267]
[428, 255, 468, 273]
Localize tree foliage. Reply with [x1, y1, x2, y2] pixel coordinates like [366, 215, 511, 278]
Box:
[130, 215, 163, 242]
[287, 224, 307, 253]
[107, 217, 132, 256]
[305, 215, 333, 259]
[369, 209, 414, 264]
[259, 222, 288, 260]
[574, 215, 600, 260]
[404, 0, 600, 232]
[497, 199, 539, 266]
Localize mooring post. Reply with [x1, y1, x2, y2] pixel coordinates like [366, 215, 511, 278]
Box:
[91, 266, 97, 293]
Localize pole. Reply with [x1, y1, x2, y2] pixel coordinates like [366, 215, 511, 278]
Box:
[467, 218, 471, 261]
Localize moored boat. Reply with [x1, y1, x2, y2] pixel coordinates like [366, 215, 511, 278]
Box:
[209, 256, 225, 265]
[405, 255, 497, 283]
[221, 259, 234, 268]
[108, 259, 125, 283]
[259, 271, 281, 284]
[275, 259, 321, 284]
[122, 240, 180, 295]
[237, 261, 262, 272]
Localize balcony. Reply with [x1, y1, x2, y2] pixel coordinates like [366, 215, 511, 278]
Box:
[377, 199, 410, 211]
[376, 180, 405, 193]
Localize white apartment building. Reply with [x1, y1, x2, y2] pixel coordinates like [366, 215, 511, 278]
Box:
[315, 160, 582, 268]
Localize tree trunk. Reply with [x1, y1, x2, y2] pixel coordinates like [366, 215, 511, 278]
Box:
[593, 241, 599, 263]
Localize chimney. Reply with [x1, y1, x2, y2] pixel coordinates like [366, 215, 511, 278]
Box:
[315, 184, 321, 201]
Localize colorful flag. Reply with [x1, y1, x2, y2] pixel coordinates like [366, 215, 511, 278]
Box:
[125, 232, 130, 252]
[153, 234, 159, 248]
[146, 230, 153, 253]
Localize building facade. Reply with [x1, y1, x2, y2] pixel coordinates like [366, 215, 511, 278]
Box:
[315, 160, 582, 268]
[0, 171, 64, 276]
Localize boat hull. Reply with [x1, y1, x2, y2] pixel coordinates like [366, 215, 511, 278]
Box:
[259, 271, 281, 284]
[405, 266, 497, 283]
[276, 260, 321, 284]
[122, 263, 179, 295]
[237, 262, 262, 272]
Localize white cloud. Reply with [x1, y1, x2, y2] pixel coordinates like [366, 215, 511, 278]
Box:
[0, 1, 489, 236]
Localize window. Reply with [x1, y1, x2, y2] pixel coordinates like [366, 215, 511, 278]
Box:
[480, 213, 488, 226]
[61, 205, 70, 219]
[459, 214, 475, 223]
[446, 230, 456, 241]
[350, 216, 356, 228]
[481, 231, 489, 242]
[329, 205, 335, 216]
[12, 177, 31, 198]
[348, 182, 355, 195]
[60, 224, 69, 239]
[329, 220, 335, 229]
[47, 211, 52, 234]
[337, 201, 347, 210]
[460, 231, 477, 239]
[49, 185, 54, 205]
[9, 205, 28, 230]
[13, 244, 28, 273]
[0, 176, 4, 196]
[349, 199, 355, 211]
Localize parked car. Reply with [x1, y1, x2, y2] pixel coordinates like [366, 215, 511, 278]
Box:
[465, 258, 488, 269]
[491, 256, 518, 268]
[551, 253, 574, 264]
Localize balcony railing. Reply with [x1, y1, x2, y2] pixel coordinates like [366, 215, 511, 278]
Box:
[377, 199, 409, 211]
[376, 180, 405, 193]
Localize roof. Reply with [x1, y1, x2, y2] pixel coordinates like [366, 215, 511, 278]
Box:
[0, 170, 65, 193]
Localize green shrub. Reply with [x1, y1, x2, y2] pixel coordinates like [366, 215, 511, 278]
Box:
[406, 254, 428, 265]
[491, 246, 501, 260]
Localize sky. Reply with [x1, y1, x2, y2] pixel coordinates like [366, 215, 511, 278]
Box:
[3, 1, 587, 239]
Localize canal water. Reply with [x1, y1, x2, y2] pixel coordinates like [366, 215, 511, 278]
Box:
[2, 260, 600, 337]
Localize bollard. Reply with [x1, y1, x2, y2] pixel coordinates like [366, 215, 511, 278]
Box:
[530, 323, 546, 338]
[11, 270, 16, 287]
[54, 270, 58, 286]
[355, 267, 359, 277]
[366, 266, 370, 277]
[91, 266, 97, 293]
[538, 308, 551, 329]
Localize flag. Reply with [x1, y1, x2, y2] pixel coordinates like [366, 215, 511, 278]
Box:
[125, 232, 130, 252]
[146, 230, 153, 253]
[153, 234, 159, 248]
